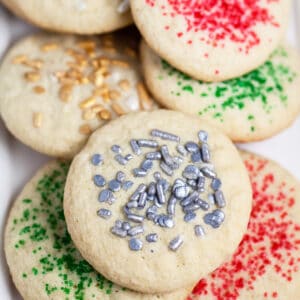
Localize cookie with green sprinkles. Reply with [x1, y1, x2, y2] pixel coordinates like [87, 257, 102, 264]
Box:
[4, 160, 191, 300]
[64, 110, 252, 294]
[141, 41, 300, 142]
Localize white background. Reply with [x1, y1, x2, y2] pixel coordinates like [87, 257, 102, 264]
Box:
[0, 2, 299, 299]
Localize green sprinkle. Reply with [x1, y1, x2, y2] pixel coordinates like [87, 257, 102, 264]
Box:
[23, 199, 32, 204]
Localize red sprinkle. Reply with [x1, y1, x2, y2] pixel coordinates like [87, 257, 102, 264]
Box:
[190, 154, 300, 299]
[145, 0, 280, 52]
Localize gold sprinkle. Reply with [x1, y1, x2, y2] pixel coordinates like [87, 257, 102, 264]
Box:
[137, 82, 153, 110]
[24, 72, 41, 82]
[79, 97, 96, 109]
[119, 80, 130, 91]
[77, 40, 96, 51]
[98, 109, 111, 120]
[82, 109, 96, 121]
[33, 112, 43, 128]
[91, 104, 104, 113]
[111, 60, 129, 68]
[24, 59, 43, 69]
[109, 90, 121, 101]
[80, 77, 90, 84]
[94, 71, 104, 86]
[79, 124, 92, 135]
[33, 86, 45, 94]
[12, 55, 28, 64]
[112, 103, 125, 116]
[41, 43, 58, 52]
[99, 57, 111, 67]
[59, 85, 73, 102]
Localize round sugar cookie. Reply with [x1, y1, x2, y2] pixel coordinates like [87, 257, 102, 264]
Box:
[189, 151, 300, 300]
[141, 41, 300, 142]
[0, 32, 157, 158]
[0, 0, 132, 34]
[64, 110, 252, 294]
[4, 160, 190, 300]
[130, 0, 291, 82]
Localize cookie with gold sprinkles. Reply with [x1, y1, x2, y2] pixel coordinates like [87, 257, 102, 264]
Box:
[0, 0, 132, 34]
[189, 151, 300, 300]
[0, 31, 158, 158]
[131, 0, 291, 81]
[4, 160, 191, 300]
[64, 110, 252, 294]
[141, 41, 300, 142]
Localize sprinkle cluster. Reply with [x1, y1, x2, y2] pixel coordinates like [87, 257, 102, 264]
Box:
[12, 34, 154, 133]
[189, 155, 300, 299]
[92, 129, 227, 252]
[159, 47, 296, 132]
[11, 162, 117, 299]
[145, 0, 280, 52]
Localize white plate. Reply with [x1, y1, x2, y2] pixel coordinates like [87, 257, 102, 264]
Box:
[0, 3, 299, 299]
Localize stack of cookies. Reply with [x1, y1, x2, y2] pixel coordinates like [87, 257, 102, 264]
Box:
[1, 1, 300, 299]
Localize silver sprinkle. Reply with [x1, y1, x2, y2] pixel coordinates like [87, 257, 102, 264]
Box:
[128, 225, 144, 237]
[111, 144, 122, 154]
[127, 213, 144, 223]
[185, 142, 199, 153]
[176, 144, 187, 156]
[111, 227, 127, 238]
[122, 222, 131, 231]
[156, 181, 166, 204]
[129, 238, 143, 251]
[201, 143, 210, 163]
[211, 178, 222, 191]
[133, 168, 147, 177]
[201, 167, 216, 178]
[98, 189, 112, 202]
[151, 129, 180, 142]
[137, 139, 158, 148]
[180, 191, 199, 207]
[146, 233, 158, 243]
[126, 201, 138, 209]
[122, 180, 134, 191]
[153, 172, 161, 181]
[93, 175, 106, 187]
[198, 130, 208, 143]
[146, 151, 162, 160]
[147, 205, 158, 215]
[148, 182, 156, 195]
[107, 194, 116, 205]
[163, 216, 174, 228]
[114, 154, 127, 165]
[138, 192, 147, 208]
[183, 165, 200, 180]
[91, 154, 103, 166]
[204, 209, 225, 228]
[115, 220, 123, 228]
[160, 162, 173, 176]
[125, 154, 133, 161]
[158, 215, 166, 227]
[187, 179, 197, 188]
[154, 196, 162, 208]
[97, 208, 112, 219]
[214, 190, 226, 208]
[130, 140, 141, 155]
[197, 175, 205, 192]
[108, 179, 121, 192]
[184, 212, 196, 222]
[194, 225, 205, 237]
[160, 145, 175, 168]
[183, 203, 201, 213]
[195, 199, 210, 211]
[208, 193, 215, 205]
[146, 212, 156, 221]
[130, 184, 147, 201]
[167, 195, 177, 215]
[191, 151, 202, 163]
[116, 171, 126, 183]
[169, 236, 183, 251]
[141, 159, 153, 171]
[173, 181, 189, 199]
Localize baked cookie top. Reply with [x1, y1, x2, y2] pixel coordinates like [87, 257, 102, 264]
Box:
[1, 0, 132, 34]
[64, 110, 252, 294]
[131, 0, 291, 81]
[141, 41, 300, 142]
[189, 151, 300, 299]
[4, 160, 190, 300]
[0, 32, 157, 158]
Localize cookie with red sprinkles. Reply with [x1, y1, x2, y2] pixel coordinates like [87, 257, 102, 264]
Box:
[131, 0, 291, 81]
[189, 151, 300, 299]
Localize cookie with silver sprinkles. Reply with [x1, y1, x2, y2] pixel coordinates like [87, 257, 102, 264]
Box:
[0, 0, 132, 34]
[141, 41, 300, 142]
[0, 32, 158, 158]
[64, 110, 252, 294]
[130, 0, 291, 81]
[189, 151, 300, 300]
[4, 160, 191, 300]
